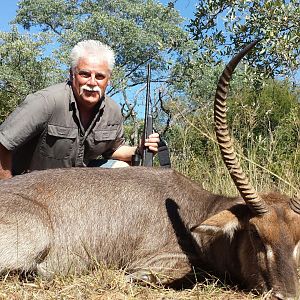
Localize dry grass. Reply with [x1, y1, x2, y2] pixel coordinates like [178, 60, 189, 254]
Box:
[0, 268, 274, 300]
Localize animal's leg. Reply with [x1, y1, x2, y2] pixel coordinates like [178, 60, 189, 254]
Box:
[126, 252, 192, 286]
[34, 260, 55, 280]
[0, 214, 51, 276]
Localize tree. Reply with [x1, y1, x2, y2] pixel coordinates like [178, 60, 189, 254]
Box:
[14, 0, 192, 96]
[0, 27, 61, 122]
[189, 0, 300, 81]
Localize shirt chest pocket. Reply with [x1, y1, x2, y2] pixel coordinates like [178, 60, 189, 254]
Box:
[94, 129, 117, 142]
[41, 124, 77, 159]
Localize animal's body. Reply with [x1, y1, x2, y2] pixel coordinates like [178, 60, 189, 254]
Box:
[0, 167, 299, 300]
[0, 167, 238, 277]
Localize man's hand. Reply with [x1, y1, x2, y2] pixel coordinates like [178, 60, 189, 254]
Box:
[111, 132, 160, 164]
[144, 132, 160, 153]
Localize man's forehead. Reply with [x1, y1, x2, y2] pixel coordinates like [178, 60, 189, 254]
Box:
[77, 68, 106, 75]
[76, 56, 110, 71]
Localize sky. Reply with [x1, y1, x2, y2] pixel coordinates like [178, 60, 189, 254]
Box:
[0, 0, 198, 32]
[0, 1, 19, 32]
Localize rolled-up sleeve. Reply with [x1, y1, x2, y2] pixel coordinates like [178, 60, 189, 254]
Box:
[0, 93, 53, 150]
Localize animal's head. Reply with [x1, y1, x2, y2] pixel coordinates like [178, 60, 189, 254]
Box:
[197, 41, 300, 299]
[196, 193, 300, 299]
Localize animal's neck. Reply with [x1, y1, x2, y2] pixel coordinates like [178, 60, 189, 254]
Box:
[195, 231, 244, 285]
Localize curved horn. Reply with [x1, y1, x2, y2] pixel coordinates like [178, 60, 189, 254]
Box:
[290, 197, 300, 214]
[214, 40, 268, 215]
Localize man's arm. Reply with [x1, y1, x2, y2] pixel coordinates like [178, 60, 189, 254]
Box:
[111, 133, 160, 162]
[111, 145, 137, 162]
[0, 144, 12, 179]
[0, 90, 54, 177]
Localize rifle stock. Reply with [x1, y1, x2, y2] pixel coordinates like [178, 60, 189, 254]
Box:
[142, 114, 153, 166]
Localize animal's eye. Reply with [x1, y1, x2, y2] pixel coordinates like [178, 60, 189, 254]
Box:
[249, 228, 260, 240]
[248, 227, 266, 252]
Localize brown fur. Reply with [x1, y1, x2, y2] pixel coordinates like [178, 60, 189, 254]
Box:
[0, 167, 298, 299]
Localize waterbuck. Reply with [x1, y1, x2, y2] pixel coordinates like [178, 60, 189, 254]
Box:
[0, 42, 299, 299]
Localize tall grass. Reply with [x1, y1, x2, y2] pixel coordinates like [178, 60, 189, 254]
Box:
[169, 79, 300, 197]
[171, 126, 299, 197]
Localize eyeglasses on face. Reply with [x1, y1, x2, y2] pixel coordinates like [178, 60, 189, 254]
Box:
[75, 69, 107, 81]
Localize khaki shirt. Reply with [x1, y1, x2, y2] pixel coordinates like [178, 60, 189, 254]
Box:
[0, 82, 125, 175]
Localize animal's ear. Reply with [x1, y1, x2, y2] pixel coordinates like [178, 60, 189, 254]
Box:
[191, 209, 242, 240]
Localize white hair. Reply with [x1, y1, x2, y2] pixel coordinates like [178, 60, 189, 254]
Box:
[70, 40, 115, 73]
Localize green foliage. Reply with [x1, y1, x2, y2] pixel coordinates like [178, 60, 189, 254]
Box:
[167, 79, 300, 195]
[0, 27, 61, 122]
[189, 0, 300, 80]
[228, 80, 300, 182]
[14, 0, 192, 94]
[169, 60, 224, 111]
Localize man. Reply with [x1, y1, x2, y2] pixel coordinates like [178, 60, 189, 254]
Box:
[0, 40, 159, 179]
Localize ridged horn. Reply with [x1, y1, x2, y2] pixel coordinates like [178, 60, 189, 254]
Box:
[214, 40, 268, 215]
[289, 197, 300, 214]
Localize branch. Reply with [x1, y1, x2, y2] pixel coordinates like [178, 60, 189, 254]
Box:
[157, 89, 172, 135]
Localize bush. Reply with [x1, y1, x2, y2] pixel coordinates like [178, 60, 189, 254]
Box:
[167, 79, 300, 196]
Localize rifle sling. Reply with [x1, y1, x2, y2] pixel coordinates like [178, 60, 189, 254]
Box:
[157, 139, 171, 168]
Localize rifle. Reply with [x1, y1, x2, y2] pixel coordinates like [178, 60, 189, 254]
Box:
[131, 64, 153, 166]
[142, 64, 153, 166]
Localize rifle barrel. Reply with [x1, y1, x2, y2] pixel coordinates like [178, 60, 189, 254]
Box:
[142, 64, 153, 167]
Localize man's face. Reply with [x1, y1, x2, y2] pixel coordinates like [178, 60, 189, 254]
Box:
[72, 56, 111, 110]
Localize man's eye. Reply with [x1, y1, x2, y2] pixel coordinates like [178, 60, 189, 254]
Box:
[78, 71, 91, 78]
[95, 74, 105, 80]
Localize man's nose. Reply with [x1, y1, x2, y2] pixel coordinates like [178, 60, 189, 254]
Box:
[87, 75, 97, 85]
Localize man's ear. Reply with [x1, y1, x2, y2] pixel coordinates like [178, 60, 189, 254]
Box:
[69, 68, 74, 81]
